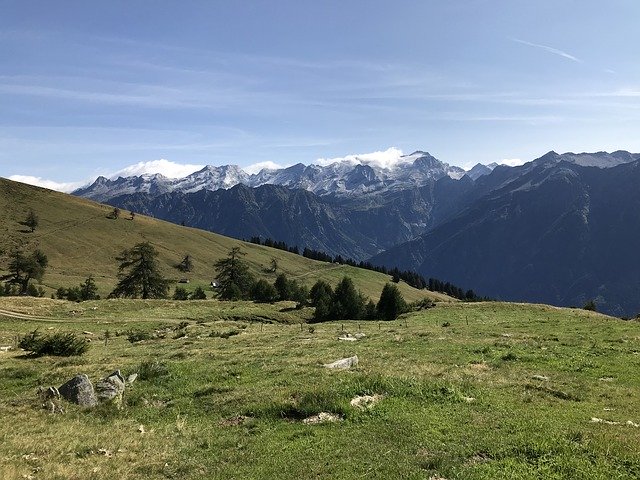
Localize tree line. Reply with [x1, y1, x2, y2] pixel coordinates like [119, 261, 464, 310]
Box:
[248, 236, 485, 300]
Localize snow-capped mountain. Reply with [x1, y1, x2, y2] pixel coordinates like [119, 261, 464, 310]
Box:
[466, 162, 499, 180]
[74, 151, 467, 201]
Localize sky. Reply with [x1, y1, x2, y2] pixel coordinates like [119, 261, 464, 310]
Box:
[1, 0, 640, 191]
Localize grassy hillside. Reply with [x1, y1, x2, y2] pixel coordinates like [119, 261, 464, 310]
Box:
[1, 299, 638, 479]
[0, 178, 451, 303]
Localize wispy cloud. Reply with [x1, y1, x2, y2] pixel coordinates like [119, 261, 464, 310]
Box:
[511, 38, 582, 63]
[7, 175, 86, 193]
[242, 161, 288, 174]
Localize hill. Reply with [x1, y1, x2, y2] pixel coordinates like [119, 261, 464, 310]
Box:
[0, 177, 448, 303]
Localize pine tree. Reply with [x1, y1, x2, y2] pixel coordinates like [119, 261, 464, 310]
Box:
[24, 209, 39, 232]
[109, 242, 169, 299]
[251, 279, 278, 303]
[176, 254, 193, 272]
[377, 283, 407, 321]
[79, 275, 100, 301]
[214, 247, 255, 300]
[330, 276, 366, 320]
[1, 248, 48, 294]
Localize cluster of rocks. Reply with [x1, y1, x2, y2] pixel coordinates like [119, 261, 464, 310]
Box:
[39, 370, 137, 412]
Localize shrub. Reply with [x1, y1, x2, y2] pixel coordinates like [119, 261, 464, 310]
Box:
[190, 286, 207, 300]
[583, 300, 597, 312]
[137, 360, 170, 381]
[251, 279, 278, 303]
[126, 329, 152, 343]
[18, 330, 89, 357]
[173, 286, 190, 300]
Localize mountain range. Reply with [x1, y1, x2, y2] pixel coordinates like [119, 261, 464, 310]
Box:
[74, 151, 468, 202]
[73, 149, 640, 316]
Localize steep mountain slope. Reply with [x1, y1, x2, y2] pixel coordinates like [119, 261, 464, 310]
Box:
[371, 159, 640, 316]
[0, 178, 446, 303]
[106, 176, 475, 260]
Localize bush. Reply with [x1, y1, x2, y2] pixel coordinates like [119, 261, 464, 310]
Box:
[251, 279, 278, 303]
[137, 360, 170, 381]
[190, 286, 207, 300]
[583, 300, 597, 312]
[173, 286, 190, 300]
[18, 330, 89, 357]
[126, 329, 152, 343]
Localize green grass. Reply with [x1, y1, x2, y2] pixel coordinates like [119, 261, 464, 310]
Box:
[1, 298, 639, 479]
[0, 177, 450, 304]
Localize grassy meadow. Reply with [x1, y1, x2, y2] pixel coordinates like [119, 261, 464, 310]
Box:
[1, 298, 639, 479]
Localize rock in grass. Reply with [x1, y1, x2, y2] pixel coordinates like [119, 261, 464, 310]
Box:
[126, 373, 138, 385]
[95, 370, 126, 407]
[350, 394, 382, 410]
[323, 355, 358, 369]
[302, 412, 342, 424]
[58, 374, 97, 407]
[338, 335, 357, 342]
[531, 375, 549, 381]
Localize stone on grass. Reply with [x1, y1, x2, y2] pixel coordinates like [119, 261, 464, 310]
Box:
[531, 375, 549, 381]
[126, 373, 138, 385]
[302, 412, 342, 425]
[323, 355, 358, 369]
[350, 394, 382, 410]
[338, 335, 357, 342]
[58, 374, 97, 407]
[95, 370, 126, 407]
[0, 346, 12, 352]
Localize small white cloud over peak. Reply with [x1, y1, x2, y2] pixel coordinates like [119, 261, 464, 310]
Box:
[498, 158, 525, 167]
[111, 159, 204, 179]
[7, 175, 86, 193]
[315, 147, 408, 170]
[242, 161, 287, 175]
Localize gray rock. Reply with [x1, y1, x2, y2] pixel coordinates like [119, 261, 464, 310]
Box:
[58, 374, 97, 407]
[323, 355, 358, 369]
[40, 386, 60, 400]
[96, 370, 126, 407]
[126, 373, 138, 385]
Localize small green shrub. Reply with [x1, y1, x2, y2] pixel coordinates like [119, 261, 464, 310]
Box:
[126, 329, 152, 343]
[209, 329, 241, 339]
[137, 360, 170, 381]
[18, 330, 89, 356]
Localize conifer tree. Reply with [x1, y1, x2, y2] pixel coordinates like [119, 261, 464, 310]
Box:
[109, 242, 169, 299]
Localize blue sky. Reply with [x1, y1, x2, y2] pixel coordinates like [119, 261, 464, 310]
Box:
[1, 0, 639, 190]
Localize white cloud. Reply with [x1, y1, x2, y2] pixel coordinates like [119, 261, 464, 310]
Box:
[7, 175, 86, 193]
[511, 38, 582, 63]
[110, 159, 204, 179]
[314, 147, 408, 169]
[242, 161, 287, 175]
[498, 158, 525, 167]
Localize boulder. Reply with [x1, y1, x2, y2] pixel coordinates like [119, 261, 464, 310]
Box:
[95, 370, 126, 407]
[58, 374, 97, 407]
[323, 355, 358, 369]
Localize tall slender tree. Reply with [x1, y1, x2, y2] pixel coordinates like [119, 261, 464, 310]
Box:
[24, 209, 39, 232]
